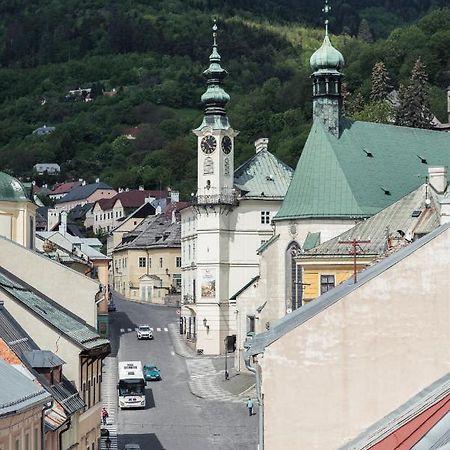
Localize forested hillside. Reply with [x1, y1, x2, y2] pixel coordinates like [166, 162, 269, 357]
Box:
[0, 1, 449, 195]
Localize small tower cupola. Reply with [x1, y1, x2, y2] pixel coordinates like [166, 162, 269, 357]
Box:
[310, 0, 344, 137]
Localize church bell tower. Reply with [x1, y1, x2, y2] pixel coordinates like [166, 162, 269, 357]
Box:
[194, 21, 239, 204]
[310, 0, 345, 137]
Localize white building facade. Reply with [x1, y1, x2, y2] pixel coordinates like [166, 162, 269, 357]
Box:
[180, 25, 293, 355]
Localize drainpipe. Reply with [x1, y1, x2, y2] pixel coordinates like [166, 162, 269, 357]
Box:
[58, 417, 71, 450]
[40, 400, 53, 450]
[245, 355, 264, 450]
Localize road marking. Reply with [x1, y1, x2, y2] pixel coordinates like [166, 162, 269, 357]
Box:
[120, 328, 124, 333]
[157, 327, 161, 332]
[164, 327, 168, 332]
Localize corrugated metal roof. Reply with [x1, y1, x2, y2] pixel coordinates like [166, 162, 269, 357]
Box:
[116, 214, 180, 250]
[246, 223, 450, 357]
[234, 149, 293, 199]
[298, 184, 441, 258]
[0, 359, 50, 416]
[276, 119, 450, 220]
[0, 268, 109, 351]
[0, 304, 84, 416]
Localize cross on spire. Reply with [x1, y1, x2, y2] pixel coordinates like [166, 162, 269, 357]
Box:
[322, 0, 331, 36]
[212, 19, 218, 47]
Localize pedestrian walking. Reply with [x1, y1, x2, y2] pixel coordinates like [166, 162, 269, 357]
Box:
[105, 437, 111, 450]
[246, 398, 254, 416]
[101, 407, 109, 425]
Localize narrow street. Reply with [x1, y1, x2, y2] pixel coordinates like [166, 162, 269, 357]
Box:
[105, 294, 257, 450]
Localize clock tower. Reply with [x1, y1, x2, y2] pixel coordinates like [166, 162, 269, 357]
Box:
[194, 21, 239, 204]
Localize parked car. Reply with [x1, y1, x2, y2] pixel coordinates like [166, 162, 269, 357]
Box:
[143, 363, 161, 381]
[108, 301, 116, 312]
[124, 445, 140, 450]
[136, 325, 153, 340]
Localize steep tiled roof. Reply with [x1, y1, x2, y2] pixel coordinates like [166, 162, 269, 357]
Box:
[50, 181, 81, 196]
[234, 149, 294, 199]
[96, 190, 167, 211]
[56, 182, 114, 203]
[0, 359, 50, 416]
[276, 120, 450, 220]
[299, 184, 441, 258]
[116, 214, 180, 250]
[0, 268, 109, 351]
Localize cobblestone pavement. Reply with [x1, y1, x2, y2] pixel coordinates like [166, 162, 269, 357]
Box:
[101, 357, 118, 450]
[168, 323, 256, 402]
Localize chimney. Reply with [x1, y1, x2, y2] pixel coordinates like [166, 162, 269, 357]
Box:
[118, 187, 123, 193]
[170, 190, 180, 203]
[82, 180, 87, 186]
[79, 178, 83, 183]
[95, 177, 100, 183]
[47, 209, 59, 231]
[59, 211, 68, 235]
[155, 205, 162, 214]
[255, 138, 269, 153]
[428, 166, 448, 194]
[139, 185, 144, 191]
[172, 209, 176, 224]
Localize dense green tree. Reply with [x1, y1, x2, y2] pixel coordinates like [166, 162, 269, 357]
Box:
[358, 18, 374, 43]
[370, 61, 392, 102]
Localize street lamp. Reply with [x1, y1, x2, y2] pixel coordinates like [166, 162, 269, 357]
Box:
[224, 337, 229, 380]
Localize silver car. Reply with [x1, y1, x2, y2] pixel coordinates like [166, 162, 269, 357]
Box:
[136, 325, 153, 340]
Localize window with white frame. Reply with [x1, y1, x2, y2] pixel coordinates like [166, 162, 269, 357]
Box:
[260, 211, 270, 224]
[176, 257, 182, 267]
[138, 257, 146, 268]
[320, 274, 335, 295]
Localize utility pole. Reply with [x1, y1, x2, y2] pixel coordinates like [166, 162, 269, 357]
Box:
[338, 238, 371, 283]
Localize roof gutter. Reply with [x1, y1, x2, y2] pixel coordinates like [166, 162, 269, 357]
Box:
[245, 355, 264, 450]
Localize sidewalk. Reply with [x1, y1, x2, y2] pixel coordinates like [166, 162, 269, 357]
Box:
[168, 323, 256, 403]
[100, 357, 118, 450]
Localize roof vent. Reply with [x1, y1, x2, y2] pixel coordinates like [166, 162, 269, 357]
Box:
[411, 210, 422, 218]
[363, 149, 373, 157]
[266, 175, 274, 181]
[417, 155, 428, 164]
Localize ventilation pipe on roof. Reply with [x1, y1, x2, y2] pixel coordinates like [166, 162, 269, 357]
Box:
[428, 166, 448, 194]
[255, 138, 269, 153]
[139, 185, 144, 191]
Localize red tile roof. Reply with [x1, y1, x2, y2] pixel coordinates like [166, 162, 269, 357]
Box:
[96, 190, 169, 211]
[50, 181, 81, 195]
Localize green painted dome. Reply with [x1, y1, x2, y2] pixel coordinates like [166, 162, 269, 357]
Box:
[310, 35, 344, 72]
[0, 172, 30, 202]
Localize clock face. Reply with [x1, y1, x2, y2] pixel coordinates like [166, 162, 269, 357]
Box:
[222, 136, 232, 154]
[201, 135, 216, 154]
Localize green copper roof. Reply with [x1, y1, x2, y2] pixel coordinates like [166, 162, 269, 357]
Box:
[310, 35, 344, 73]
[303, 232, 321, 251]
[0, 172, 30, 202]
[275, 119, 450, 220]
[234, 150, 294, 199]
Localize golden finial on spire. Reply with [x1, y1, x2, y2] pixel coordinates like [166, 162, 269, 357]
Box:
[322, 0, 331, 36]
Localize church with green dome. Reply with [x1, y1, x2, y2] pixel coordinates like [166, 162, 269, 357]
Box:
[0, 171, 36, 248]
[232, 2, 450, 369]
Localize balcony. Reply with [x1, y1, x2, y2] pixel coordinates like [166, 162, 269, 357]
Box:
[192, 188, 239, 206]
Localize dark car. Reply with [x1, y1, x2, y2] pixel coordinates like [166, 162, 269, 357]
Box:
[108, 301, 116, 312]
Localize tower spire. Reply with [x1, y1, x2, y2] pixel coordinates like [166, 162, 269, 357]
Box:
[198, 20, 230, 120]
[323, 0, 331, 37]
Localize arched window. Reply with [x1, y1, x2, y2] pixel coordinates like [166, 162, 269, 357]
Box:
[286, 242, 302, 312]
